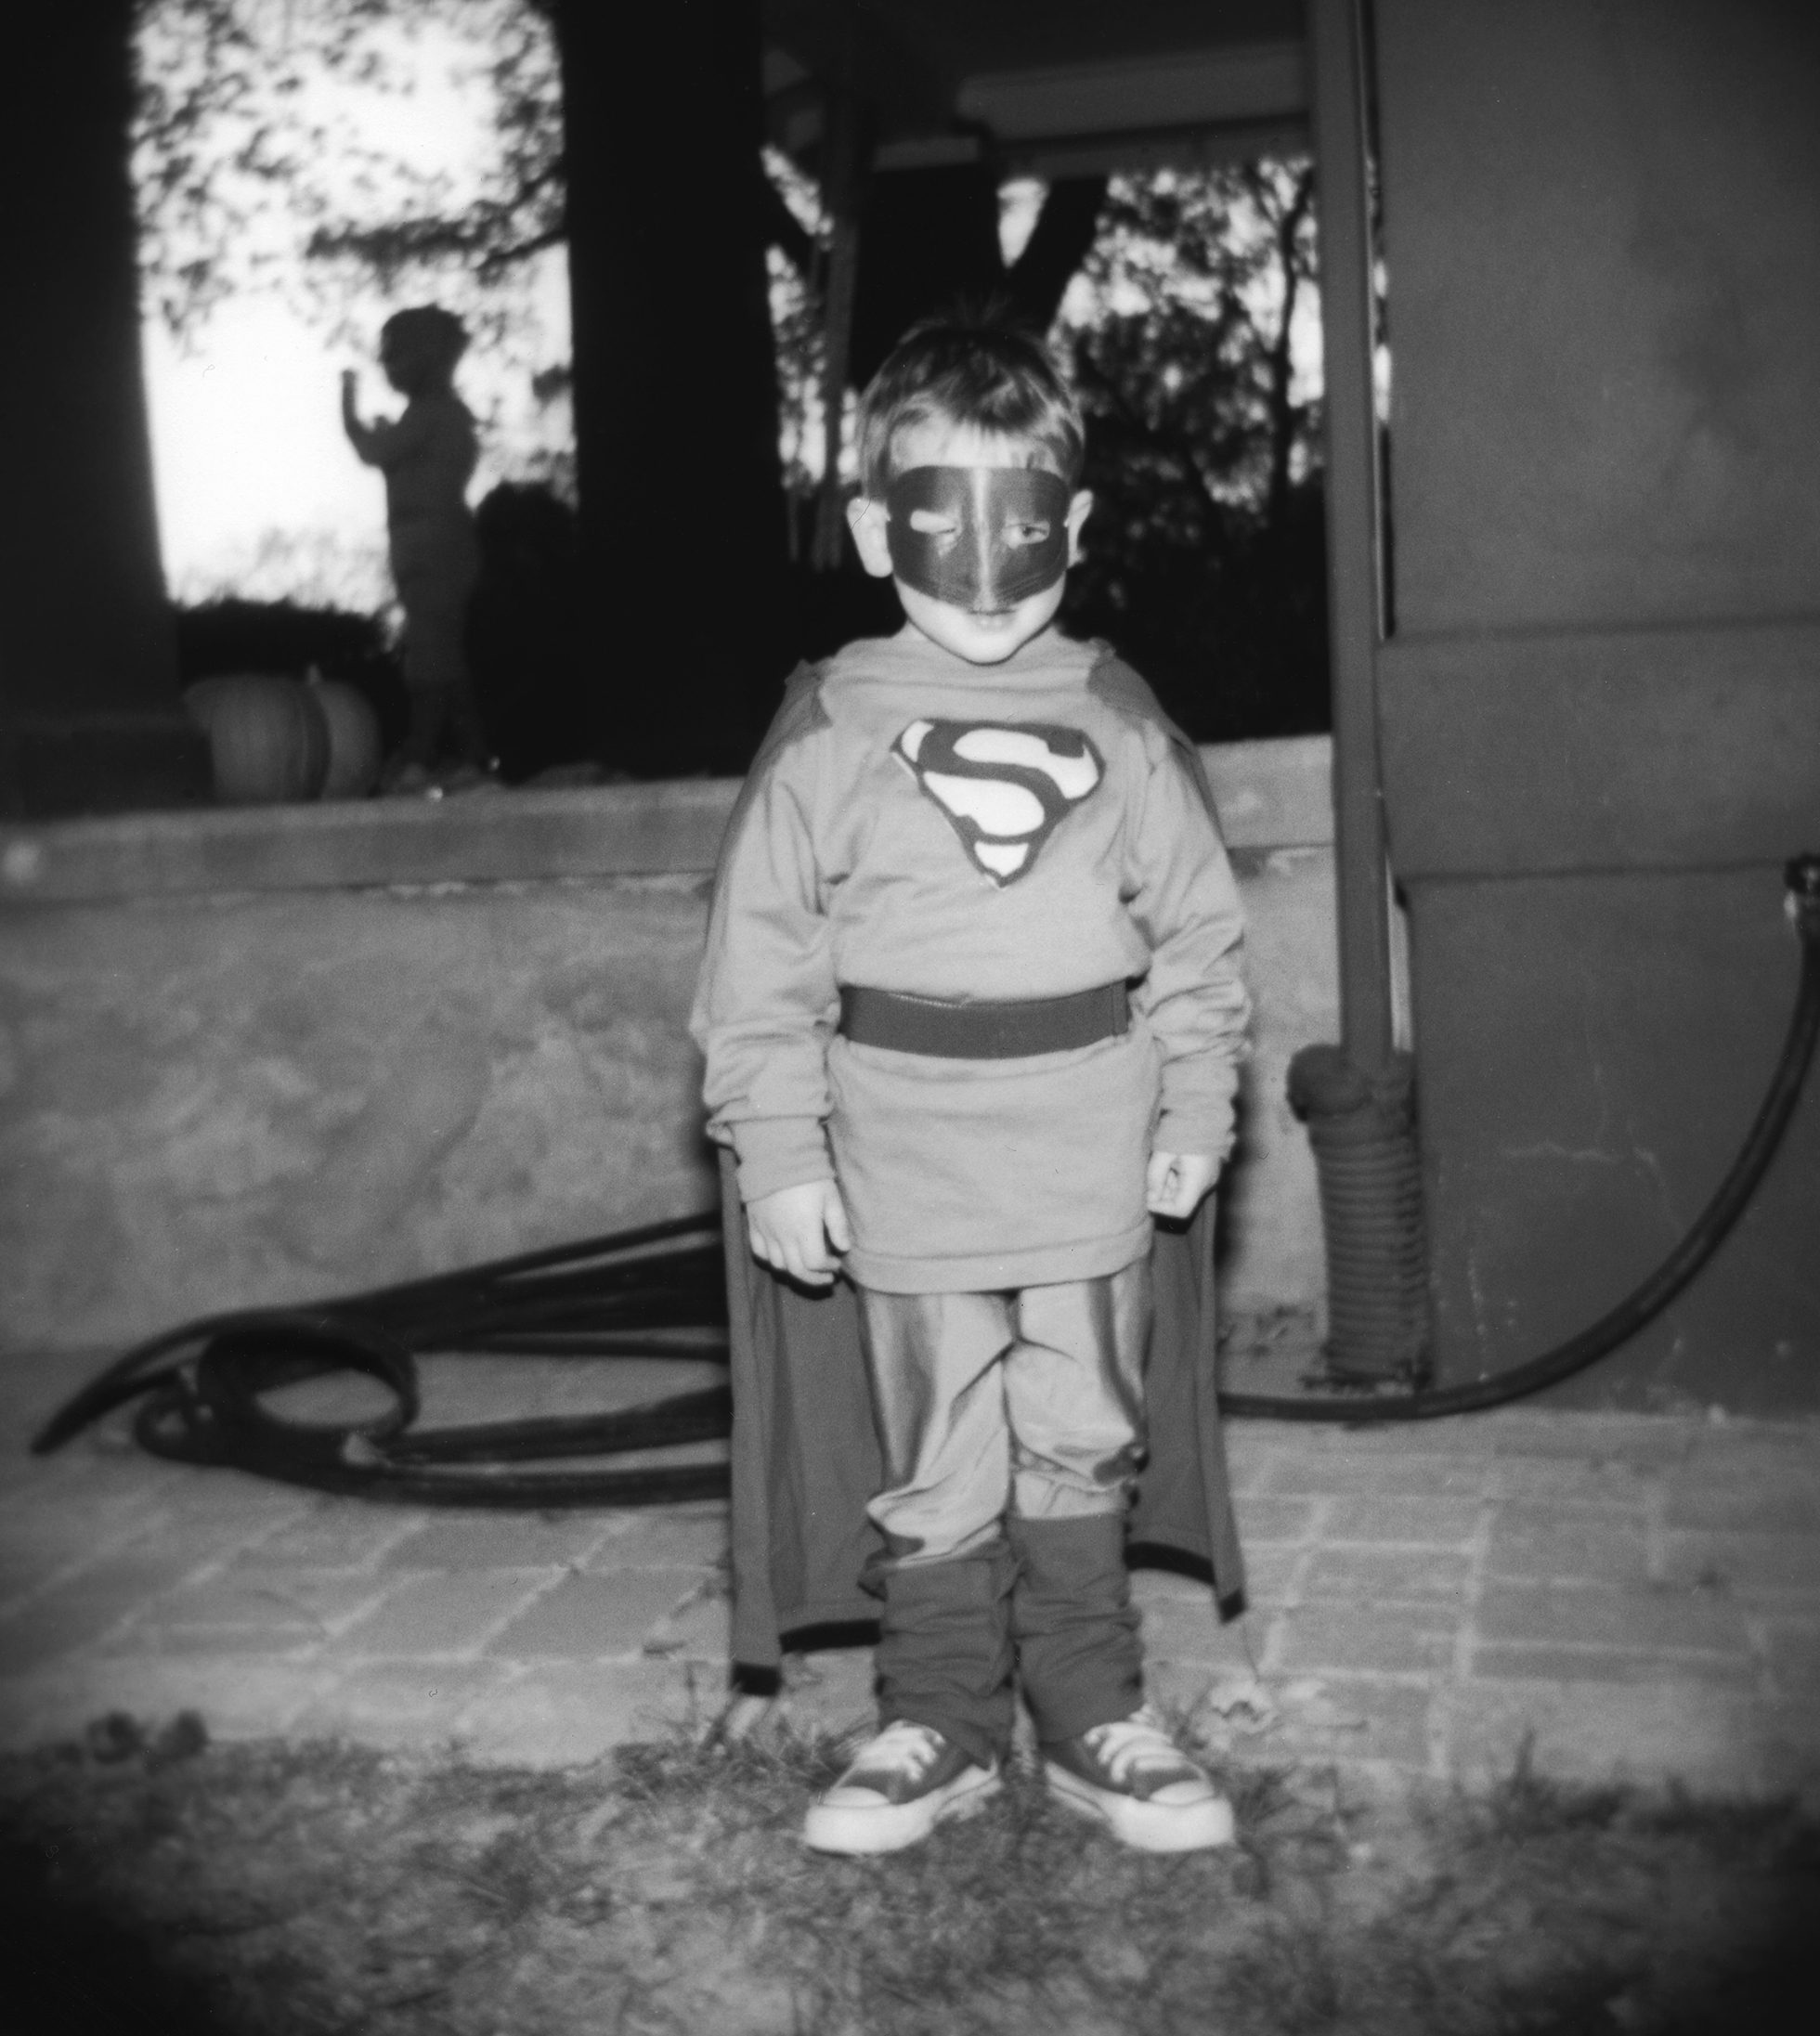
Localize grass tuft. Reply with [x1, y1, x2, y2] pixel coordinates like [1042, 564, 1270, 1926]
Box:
[0, 1709, 1813, 2035]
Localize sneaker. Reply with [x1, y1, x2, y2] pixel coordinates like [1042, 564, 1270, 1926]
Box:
[802, 1720, 1002, 1855]
[1044, 1705, 1235, 1853]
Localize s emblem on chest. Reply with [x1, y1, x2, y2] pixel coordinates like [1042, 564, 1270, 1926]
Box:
[892, 720, 1105, 885]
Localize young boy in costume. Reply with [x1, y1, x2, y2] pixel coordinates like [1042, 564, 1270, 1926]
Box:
[692, 313, 1250, 1855]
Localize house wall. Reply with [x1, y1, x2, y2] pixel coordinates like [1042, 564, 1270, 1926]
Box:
[1372, 1, 1820, 1410]
[0, 739, 1338, 1356]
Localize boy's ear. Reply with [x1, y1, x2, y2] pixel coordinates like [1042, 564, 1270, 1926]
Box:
[1066, 488, 1094, 566]
[846, 495, 896, 579]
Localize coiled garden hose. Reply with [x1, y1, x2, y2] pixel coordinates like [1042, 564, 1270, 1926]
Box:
[32, 1213, 735, 1507]
[32, 857, 1819, 1498]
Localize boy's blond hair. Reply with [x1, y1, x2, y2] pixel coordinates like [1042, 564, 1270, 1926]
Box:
[856, 309, 1085, 496]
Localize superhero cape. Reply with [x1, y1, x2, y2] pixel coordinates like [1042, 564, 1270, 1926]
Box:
[715, 648, 1248, 1668]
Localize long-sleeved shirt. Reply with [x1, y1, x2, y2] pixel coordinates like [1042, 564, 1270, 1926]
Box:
[691, 628, 1250, 1292]
[344, 391, 479, 588]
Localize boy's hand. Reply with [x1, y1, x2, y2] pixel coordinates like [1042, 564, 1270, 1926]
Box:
[1147, 1151, 1218, 1221]
[747, 1179, 852, 1288]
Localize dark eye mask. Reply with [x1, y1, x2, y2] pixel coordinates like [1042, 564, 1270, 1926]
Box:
[882, 466, 1073, 611]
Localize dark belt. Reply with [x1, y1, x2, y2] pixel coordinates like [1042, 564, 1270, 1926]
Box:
[838, 980, 1129, 1059]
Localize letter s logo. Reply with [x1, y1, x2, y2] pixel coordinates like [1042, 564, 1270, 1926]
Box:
[893, 720, 1104, 885]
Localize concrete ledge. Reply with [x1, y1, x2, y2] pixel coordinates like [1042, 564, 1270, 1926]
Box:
[0, 735, 1334, 904]
[0, 737, 1338, 1351]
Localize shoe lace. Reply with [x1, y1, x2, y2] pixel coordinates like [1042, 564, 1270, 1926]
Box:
[853, 1719, 946, 1781]
[1080, 1706, 1190, 1786]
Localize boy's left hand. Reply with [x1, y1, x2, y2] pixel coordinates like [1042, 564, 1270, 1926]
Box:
[1147, 1150, 1218, 1220]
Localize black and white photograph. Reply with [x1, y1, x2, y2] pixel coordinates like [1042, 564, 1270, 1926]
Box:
[1, 3, 1815, 2030]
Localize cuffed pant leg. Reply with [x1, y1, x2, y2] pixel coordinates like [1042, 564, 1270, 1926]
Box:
[1000, 1264, 1151, 1743]
[875, 1548, 1019, 1768]
[855, 1287, 1019, 1764]
[1008, 1512, 1143, 1744]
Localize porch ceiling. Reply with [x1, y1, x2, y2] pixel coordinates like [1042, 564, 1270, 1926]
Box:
[761, 0, 1309, 175]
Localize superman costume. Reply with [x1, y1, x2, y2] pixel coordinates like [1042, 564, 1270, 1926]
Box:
[692, 629, 1251, 1752]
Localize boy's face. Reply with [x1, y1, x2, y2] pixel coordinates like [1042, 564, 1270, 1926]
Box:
[847, 420, 1093, 666]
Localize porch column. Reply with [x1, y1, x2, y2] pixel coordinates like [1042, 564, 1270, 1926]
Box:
[0, 1, 206, 819]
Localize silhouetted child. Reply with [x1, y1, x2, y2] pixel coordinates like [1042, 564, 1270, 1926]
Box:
[341, 306, 488, 785]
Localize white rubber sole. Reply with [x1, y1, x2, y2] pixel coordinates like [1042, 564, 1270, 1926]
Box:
[802, 1764, 1003, 1856]
[1045, 1762, 1237, 1853]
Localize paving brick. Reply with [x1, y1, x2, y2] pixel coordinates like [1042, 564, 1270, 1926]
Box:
[292, 1659, 519, 1749]
[106, 1570, 392, 1649]
[1762, 1624, 1820, 1699]
[1270, 1675, 1435, 1770]
[1301, 1545, 1474, 1603]
[1482, 1456, 1657, 1505]
[1663, 1485, 1820, 1535]
[1658, 1531, 1820, 1595]
[1476, 1581, 1753, 1656]
[1482, 1417, 1695, 1473]
[1676, 1433, 1820, 1493]
[235, 1511, 431, 1571]
[1272, 1602, 1459, 1678]
[591, 1505, 731, 1570]
[150, 1479, 321, 1533]
[1260, 1450, 1488, 1500]
[486, 1570, 699, 1661]
[1485, 1514, 1650, 1585]
[0, 1550, 223, 1671]
[452, 1660, 700, 1766]
[1231, 1495, 1320, 1543]
[1320, 1496, 1482, 1546]
[0, 1489, 176, 1572]
[1227, 1543, 1302, 1606]
[328, 1571, 555, 1659]
[1138, 1599, 1266, 1676]
[1469, 1643, 1759, 1690]
[381, 1514, 621, 1573]
[639, 1582, 732, 1662]
[1218, 1434, 1280, 1498]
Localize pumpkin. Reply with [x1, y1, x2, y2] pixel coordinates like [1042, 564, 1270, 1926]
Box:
[184, 674, 330, 805]
[307, 676, 384, 798]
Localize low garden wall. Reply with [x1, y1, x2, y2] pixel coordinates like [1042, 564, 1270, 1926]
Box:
[0, 738, 1339, 1355]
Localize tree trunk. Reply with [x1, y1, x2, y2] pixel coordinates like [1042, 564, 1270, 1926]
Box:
[850, 167, 1108, 387]
[554, 0, 791, 777]
[0, 0, 205, 818]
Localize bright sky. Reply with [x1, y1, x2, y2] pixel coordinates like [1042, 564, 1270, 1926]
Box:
[137, 2, 571, 613]
[143, 258, 571, 612]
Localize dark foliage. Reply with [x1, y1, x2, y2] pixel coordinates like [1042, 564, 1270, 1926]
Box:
[172, 596, 409, 754]
[1058, 162, 1332, 745]
[465, 482, 593, 781]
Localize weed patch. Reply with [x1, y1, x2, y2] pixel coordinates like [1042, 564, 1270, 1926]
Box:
[1, 1712, 1811, 2034]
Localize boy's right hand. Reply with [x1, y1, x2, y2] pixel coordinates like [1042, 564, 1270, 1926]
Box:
[746, 1179, 852, 1288]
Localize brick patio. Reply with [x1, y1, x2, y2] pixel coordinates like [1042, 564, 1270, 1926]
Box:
[3, 1345, 1817, 1804]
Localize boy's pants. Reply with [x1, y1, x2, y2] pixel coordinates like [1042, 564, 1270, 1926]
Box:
[855, 1262, 1151, 1768]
